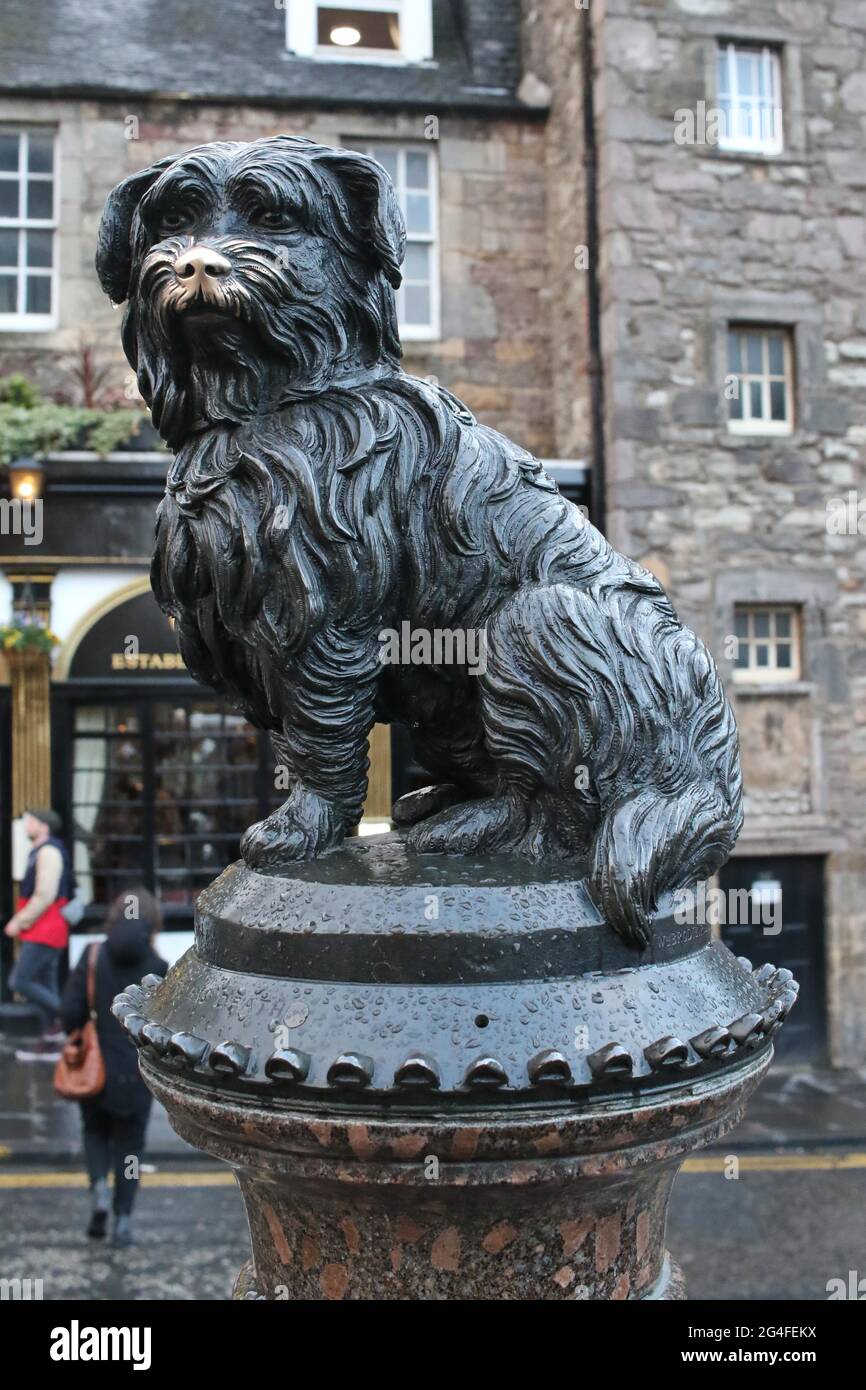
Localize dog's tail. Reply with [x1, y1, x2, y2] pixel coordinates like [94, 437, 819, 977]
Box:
[480, 578, 743, 948]
[583, 589, 744, 948]
[588, 780, 742, 949]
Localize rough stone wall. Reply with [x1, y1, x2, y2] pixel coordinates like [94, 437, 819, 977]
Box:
[521, 3, 593, 461]
[0, 97, 554, 457]
[585, 0, 866, 1064]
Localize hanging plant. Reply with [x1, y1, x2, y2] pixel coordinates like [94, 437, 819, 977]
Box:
[0, 621, 61, 654]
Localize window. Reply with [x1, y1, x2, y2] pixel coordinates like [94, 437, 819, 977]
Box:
[727, 326, 794, 435]
[0, 128, 57, 330]
[319, 4, 400, 53]
[716, 43, 783, 155]
[287, 1, 433, 63]
[733, 606, 801, 683]
[69, 698, 284, 914]
[347, 142, 439, 339]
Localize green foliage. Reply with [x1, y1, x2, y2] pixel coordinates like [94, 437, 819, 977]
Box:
[0, 373, 40, 409]
[85, 410, 149, 457]
[0, 374, 151, 467]
[0, 402, 89, 464]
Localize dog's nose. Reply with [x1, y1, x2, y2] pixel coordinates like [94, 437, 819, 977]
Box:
[173, 246, 232, 296]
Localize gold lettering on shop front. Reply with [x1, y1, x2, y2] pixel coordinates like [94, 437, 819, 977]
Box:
[110, 652, 186, 671]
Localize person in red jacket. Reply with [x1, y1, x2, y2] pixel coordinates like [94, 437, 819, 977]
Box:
[4, 808, 73, 1059]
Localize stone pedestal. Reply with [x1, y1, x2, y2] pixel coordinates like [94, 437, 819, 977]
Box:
[113, 835, 797, 1300]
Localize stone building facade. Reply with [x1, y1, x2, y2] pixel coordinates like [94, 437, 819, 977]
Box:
[0, 0, 553, 456]
[1, 0, 863, 1063]
[0, 97, 553, 458]
[523, 0, 866, 1065]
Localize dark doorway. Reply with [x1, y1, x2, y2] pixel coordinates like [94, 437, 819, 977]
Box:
[719, 855, 826, 1064]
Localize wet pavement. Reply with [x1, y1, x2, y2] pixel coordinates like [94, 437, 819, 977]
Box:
[0, 1038, 196, 1162]
[0, 1159, 862, 1300]
[0, 1175, 249, 1300]
[669, 1165, 866, 1301]
[728, 1065, 866, 1149]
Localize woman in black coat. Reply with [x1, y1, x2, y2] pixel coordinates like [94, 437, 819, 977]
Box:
[61, 889, 167, 1247]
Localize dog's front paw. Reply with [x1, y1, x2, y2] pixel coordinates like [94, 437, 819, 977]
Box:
[241, 786, 339, 869]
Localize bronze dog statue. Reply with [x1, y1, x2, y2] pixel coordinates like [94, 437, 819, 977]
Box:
[97, 136, 742, 947]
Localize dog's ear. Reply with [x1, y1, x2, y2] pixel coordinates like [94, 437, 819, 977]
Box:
[96, 155, 179, 303]
[317, 149, 407, 288]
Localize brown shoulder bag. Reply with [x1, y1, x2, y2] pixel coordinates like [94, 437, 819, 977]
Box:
[54, 943, 106, 1099]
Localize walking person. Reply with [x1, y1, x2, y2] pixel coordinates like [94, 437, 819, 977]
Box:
[60, 889, 167, 1247]
[4, 808, 72, 1060]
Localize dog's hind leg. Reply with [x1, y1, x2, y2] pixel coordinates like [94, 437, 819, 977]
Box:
[468, 582, 741, 942]
[392, 783, 465, 828]
[405, 790, 531, 855]
[406, 587, 586, 860]
[393, 716, 495, 828]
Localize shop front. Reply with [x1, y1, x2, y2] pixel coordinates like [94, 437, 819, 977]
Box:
[53, 582, 283, 932]
[4, 579, 288, 977]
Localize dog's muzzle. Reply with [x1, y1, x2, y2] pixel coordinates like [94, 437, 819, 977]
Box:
[173, 245, 232, 305]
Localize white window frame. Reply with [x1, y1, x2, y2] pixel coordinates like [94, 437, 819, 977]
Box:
[0, 127, 59, 332]
[287, 0, 433, 64]
[716, 42, 784, 157]
[732, 605, 802, 685]
[349, 141, 440, 342]
[727, 326, 794, 437]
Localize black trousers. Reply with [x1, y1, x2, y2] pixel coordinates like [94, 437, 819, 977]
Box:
[80, 1100, 151, 1215]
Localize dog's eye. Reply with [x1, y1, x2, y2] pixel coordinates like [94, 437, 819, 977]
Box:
[158, 209, 193, 234]
[251, 208, 296, 231]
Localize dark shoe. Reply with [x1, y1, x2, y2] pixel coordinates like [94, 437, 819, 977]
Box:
[87, 1209, 108, 1239]
[112, 1214, 134, 1248]
[87, 1178, 110, 1239]
[43, 1021, 66, 1043]
[15, 1040, 61, 1061]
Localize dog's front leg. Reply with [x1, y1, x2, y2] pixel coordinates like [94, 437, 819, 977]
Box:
[240, 630, 380, 870]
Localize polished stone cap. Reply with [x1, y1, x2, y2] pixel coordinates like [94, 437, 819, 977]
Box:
[113, 834, 799, 1107]
[194, 834, 709, 985]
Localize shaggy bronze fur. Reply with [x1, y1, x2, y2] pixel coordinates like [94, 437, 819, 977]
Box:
[97, 136, 742, 947]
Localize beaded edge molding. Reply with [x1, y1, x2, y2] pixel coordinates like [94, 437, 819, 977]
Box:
[112, 959, 798, 1099]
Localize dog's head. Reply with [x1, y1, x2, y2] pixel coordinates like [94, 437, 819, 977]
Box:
[96, 136, 407, 446]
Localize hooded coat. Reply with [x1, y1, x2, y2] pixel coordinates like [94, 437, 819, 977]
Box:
[61, 919, 167, 1115]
